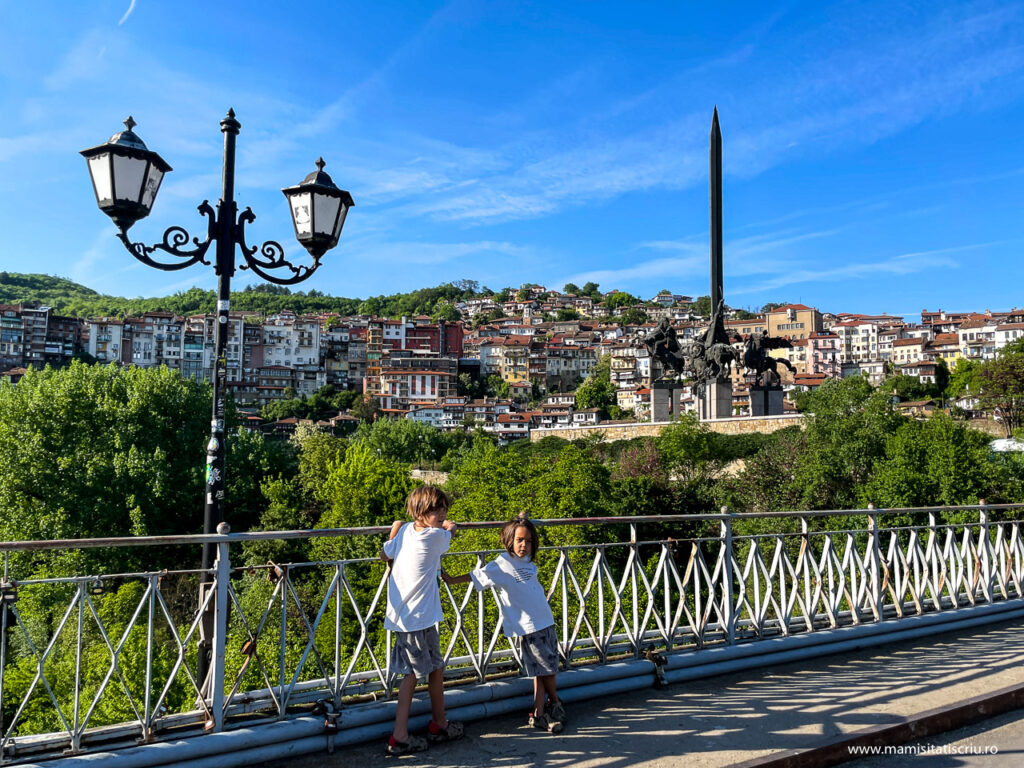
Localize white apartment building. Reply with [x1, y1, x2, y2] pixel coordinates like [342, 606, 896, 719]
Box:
[958, 318, 998, 361]
[995, 322, 1024, 351]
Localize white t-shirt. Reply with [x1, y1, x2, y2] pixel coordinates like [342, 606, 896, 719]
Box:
[470, 552, 554, 637]
[383, 523, 451, 632]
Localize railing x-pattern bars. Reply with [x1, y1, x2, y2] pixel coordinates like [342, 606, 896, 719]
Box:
[0, 503, 1022, 763]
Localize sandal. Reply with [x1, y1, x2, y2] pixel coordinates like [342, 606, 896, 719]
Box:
[549, 700, 568, 724]
[426, 719, 465, 743]
[386, 733, 428, 755]
[529, 711, 563, 734]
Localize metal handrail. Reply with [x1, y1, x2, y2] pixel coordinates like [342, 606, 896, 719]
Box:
[2, 503, 1022, 551]
[0, 502, 1022, 764]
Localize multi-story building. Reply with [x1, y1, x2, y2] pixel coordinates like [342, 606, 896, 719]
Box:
[927, 333, 961, 368]
[831, 320, 878, 363]
[365, 323, 383, 394]
[807, 331, 841, 377]
[892, 337, 927, 366]
[766, 304, 823, 341]
[25, 305, 84, 368]
[609, 342, 640, 389]
[921, 309, 974, 331]
[86, 317, 128, 365]
[995, 322, 1024, 352]
[322, 323, 350, 389]
[379, 368, 454, 413]
[255, 365, 294, 404]
[957, 317, 998, 361]
[498, 336, 531, 383]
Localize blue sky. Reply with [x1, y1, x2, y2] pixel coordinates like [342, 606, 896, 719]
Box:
[1, 1, 1022, 316]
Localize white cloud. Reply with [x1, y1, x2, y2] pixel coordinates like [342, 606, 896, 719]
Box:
[118, 1, 137, 26]
[346, 238, 533, 266]
[386, 5, 1024, 227]
[728, 243, 990, 296]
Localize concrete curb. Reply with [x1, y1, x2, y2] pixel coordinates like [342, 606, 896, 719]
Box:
[731, 681, 1024, 767]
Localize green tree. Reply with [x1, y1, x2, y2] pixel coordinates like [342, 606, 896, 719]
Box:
[885, 374, 934, 402]
[862, 413, 992, 508]
[350, 394, 381, 423]
[692, 295, 712, 317]
[976, 340, 1024, 437]
[946, 358, 980, 400]
[655, 413, 727, 485]
[556, 308, 580, 321]
[934, 357, 950, 396]
[603, 292, 639, 311]
[563, 283, 581, 295]
[312, 442, 416, 561]
[618, 307, 648, 326]
[581, 282, 601, 298]
[432, 301, 461, 322]
[352, 418, 448, 465]
[574, 355, 617, 418]
[0, 362, 208, 572]
[225, 427, 297, 532]
[794, 378, 905, 510]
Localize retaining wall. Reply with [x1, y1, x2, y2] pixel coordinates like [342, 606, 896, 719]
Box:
[530, 413, 805, 442]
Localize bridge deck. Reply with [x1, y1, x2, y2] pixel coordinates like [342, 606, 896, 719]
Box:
[269, 615, 1024, 768]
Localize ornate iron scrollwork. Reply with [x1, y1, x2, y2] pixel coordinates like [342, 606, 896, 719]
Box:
[117, 201, 216, 271]
[235, 207, 323, 285]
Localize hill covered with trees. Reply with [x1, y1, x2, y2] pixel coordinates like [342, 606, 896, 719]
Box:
[0, 273, 496, 319]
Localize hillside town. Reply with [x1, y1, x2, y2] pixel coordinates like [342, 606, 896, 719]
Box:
[2, 285, 1023, 441]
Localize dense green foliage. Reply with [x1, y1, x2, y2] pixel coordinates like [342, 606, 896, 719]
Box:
[575, 355, 624, 419]
[975, 339, 1024, 436]
[719, 376, 1024, 525]
[1, 361, 1023, 737]
[0, 272, 488, 320]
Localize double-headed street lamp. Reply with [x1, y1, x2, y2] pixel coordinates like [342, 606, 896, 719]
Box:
[81, 109, 354, 683]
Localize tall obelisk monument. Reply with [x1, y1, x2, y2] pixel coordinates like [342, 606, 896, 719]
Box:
[710, 107, 724, 323]
[699, 107, 735, 420]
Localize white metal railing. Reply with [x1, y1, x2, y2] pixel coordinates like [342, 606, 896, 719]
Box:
[0, 502, 1022, 763]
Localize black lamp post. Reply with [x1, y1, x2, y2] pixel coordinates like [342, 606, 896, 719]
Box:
[82, 109, 354, 685]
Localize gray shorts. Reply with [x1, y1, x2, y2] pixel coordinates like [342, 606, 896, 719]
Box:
[390, 626, 444, 678]
[516, 625, 560, 677]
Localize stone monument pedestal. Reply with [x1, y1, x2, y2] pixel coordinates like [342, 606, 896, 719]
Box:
[699, 378, 733, 421]
[650, 382, 684, 422]
[749, 385, 784, 416]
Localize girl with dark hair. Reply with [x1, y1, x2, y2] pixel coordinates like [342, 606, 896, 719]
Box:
[444, 516, 566, 733]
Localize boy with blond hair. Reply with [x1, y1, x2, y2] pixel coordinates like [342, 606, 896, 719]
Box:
[380, 485, 464, 754]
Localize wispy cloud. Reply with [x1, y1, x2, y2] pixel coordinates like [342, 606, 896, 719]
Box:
[69, 228, 120, 286]
[346, 238, 533, 266]
[562, 255, 708, 291]
[728, 242, 995, 296]
[562, 231, 992, 298]
[118, 0, 137, 26]
[374, 4, 1024, 227]
[43, 29, 112, 91]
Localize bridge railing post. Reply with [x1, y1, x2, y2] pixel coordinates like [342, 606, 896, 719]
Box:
[800, 516, 813, 631]
[629, 524, 640, 657]
[209, 522, 231, 733]
[867, 503, 883, 621]
[721, 506, 735, 645]
[979, 499, 993, 604]
[927, 510, 941, 611]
